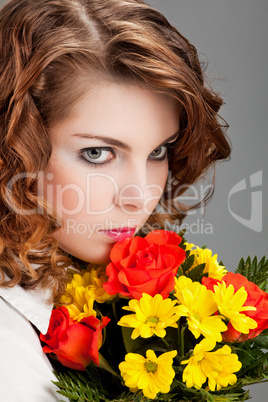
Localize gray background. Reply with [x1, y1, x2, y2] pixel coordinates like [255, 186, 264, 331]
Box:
[146, 0, 268, 268]
[0, 0, 267, 400]
[148, 1, 268, 401]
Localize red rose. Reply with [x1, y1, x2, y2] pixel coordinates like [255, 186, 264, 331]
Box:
[103, 230, 186, 300]
[202, 273, 268, 342]
[40, 306, 110, 370]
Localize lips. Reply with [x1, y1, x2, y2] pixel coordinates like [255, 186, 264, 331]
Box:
[100, 227, 137, 242]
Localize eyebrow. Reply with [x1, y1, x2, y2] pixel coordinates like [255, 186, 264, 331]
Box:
[72, 131, 179, 151]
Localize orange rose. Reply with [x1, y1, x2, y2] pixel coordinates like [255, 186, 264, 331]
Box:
[202, 273, 268, 342]
[40, 306, 110, 370]
[103, 230, 186, 300]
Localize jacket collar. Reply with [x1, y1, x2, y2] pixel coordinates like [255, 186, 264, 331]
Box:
[0, 279, 54, 334]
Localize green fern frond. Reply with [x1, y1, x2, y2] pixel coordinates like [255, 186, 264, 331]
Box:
[180, 254, 195, 273]
[235, 255, 268, 291]
[184, 263, 206, 281]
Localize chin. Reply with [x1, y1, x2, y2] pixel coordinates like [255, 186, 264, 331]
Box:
[60, 243, 113, 266]
[83, 254, 111, 265]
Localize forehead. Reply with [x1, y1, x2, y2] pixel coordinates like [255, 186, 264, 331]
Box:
[49, 80, 180, 149]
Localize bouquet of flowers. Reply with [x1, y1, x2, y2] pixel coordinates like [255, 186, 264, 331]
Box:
[40, 230, 268, 401]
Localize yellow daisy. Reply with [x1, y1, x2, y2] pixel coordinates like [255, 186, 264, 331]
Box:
[187, 245, 227, 280]
[119, 349, 177, 399]
[174, 275, 200, 302]
[118, 293, 180, 339]
[184, 242, 196, 251]
[174, 276, 227, 341]
[213, 282, 257, 334]
[182, 338, 242, 391]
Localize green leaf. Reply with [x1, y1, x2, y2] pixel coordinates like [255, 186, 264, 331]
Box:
[180, 254, 195, 274]
[235, 255, 268, 290]
[184, 263, 206, 282]
[176, 266, 184, 277]
[98, 353, 121, 378]
[121, 327, 167, 356]
[121, 326, 146, 354]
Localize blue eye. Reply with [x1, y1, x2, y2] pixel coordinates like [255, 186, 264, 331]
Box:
[81, 147, 114, 165]
[149, 146, 168, 161]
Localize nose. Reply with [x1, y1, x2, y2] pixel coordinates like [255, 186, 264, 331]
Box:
[113, 162, 163, 214]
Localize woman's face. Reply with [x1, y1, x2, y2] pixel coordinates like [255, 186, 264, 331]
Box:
[41, 81, 179, 263]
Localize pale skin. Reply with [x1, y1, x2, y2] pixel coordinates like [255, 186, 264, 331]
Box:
[40, 80, 180, 263]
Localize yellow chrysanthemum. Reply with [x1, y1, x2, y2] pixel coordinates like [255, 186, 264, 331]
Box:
[60, 273, 84, 305]
[119, 349, 177, 399]
[118, 293, 180, 339]
[213, 282, 257, 334]
[187, 245, 227, 280]
[181, 338, 242, 391]
[174, 276, 227, 341]
[60, 265, 115, 321]
[87, 265, 116, 303]
[64, 266, 115, 304]
[65, 286, 96, 321]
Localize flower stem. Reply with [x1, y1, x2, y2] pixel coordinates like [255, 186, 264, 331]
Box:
[112, 302, 118, 322]
[161, 337, 170, 349]
[98, 353, 121, 379]
[180, 324, 187, 357]
[177, 319, 181, 350]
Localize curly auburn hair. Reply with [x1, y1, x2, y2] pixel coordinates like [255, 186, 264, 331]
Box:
[0, 0, 231, 300]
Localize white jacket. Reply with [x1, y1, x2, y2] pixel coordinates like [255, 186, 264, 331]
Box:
[0, 277, 69, 402]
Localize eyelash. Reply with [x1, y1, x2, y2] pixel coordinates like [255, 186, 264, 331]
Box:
[78, 144, 173, 167]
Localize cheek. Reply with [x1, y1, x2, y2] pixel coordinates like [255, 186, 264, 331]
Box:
[145, 163, 169, 212]
[40, 168, 84, 217]
[157, 163, 169, 187]
[40, 164, 118, 218]
[85, 173, 118, 214]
